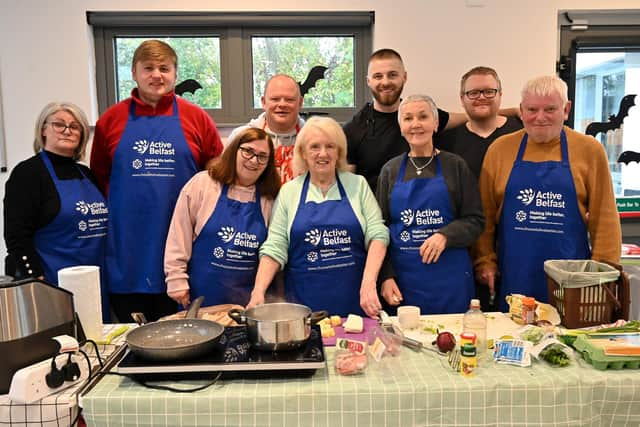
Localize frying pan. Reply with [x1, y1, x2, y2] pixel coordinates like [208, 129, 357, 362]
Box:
[125, 296, 224, 362]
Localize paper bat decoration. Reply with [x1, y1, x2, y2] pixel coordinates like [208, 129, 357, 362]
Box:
[175, 79, 203, 96]
[298, 66, 328, 97]
[585, 93, 637, 137]
[618, 151, 640, 165]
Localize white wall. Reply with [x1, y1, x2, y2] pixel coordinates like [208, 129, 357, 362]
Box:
[0, 0, 638, 272]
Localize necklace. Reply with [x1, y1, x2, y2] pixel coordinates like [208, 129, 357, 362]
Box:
[408, 149, 436, 175]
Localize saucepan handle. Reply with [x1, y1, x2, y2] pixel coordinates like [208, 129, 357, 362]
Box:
[309, 310, 329, 325]
[228, 308, 247, 325]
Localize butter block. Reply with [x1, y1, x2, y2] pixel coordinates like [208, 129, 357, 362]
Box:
[343, 314, 364, 333]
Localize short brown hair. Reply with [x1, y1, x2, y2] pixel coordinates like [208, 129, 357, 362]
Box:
[132, 40, 178, 69]
[208, 128, 280, 199]
[460, 66, 502, 95]
[369, 48, 403, 64]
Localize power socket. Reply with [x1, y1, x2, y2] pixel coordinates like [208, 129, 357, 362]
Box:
[8, 353, 89, 404]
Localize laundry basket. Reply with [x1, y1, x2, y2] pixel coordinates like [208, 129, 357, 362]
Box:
[544, 260, 630, 328]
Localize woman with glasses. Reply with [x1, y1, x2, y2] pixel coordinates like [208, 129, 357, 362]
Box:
[247, 117, 389, 318]
[3, 102, 110, 319]
[375, 95, 484, 315]
[164, 127, 280, 307]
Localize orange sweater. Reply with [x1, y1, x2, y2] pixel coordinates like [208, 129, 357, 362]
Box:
[474, 126, 621, 274]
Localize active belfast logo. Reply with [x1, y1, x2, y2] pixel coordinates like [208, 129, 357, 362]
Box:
[305, 229, 321, 246]
[400, 209, 414, 226]
[218, 226, 235, 243]
[517, 188, 535, 206]
[517, 188, 565, 208]
[133, 139, 175, 156]
[133, 140, 149, 154]
[75, 200, 108, 215]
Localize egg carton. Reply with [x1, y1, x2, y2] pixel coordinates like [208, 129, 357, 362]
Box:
[574, 334, 640, 370]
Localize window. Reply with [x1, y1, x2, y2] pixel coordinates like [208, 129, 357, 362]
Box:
[88, 11, 373, 124]
[559, 11, 640, 221]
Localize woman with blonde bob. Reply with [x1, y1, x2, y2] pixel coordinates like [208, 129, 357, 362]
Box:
[247, 116, 389, 317]
[4, 102, 111, 319]
[165, 127, 280, 308]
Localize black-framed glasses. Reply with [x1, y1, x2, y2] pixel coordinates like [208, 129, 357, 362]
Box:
[47, 121, 82, 133]
[238, 146, 269, 165]
[464, 89, 499, 99]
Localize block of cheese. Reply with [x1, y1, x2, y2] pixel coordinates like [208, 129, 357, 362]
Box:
[330, 315, 342, 326]
[343, 314, 364, 333]
[320, 323, 335, 338]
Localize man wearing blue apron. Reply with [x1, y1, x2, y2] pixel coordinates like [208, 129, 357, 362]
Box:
[388, 155, 474, 314]
[92, 40, 223, 322]
[285, 174, 367, 317]
[35, 152, 110, 321]
[188, 185, 267, 306]
[475, 76, 621, 311]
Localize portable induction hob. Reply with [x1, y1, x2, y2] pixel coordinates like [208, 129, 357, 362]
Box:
[116, 325, 326, 379]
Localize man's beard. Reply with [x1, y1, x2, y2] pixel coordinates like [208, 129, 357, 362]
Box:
[371, 84, 403, 108]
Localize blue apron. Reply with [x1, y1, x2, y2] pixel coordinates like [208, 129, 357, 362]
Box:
[188, 184, 267, 306]
[389, 154, 474, 314]
[106, 97, 198, 294]
[34, 151, 110, 321]
[285, 173, 366, 317]
[498, 130, 590, 309]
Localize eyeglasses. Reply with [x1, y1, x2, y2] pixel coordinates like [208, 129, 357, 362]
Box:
[47, 121, 82, 134]
[238, 146, 269, 165]
[464, 89, 499, 99]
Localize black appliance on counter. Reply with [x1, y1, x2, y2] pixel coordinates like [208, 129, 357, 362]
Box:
[0, 279, 79, 394]
[117, 325, 326, 380]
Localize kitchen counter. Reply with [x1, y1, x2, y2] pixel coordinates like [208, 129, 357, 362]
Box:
[80, 313, 640, 427]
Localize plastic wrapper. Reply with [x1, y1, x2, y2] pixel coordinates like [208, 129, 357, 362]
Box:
[493, 339, 533, 367]
[530, 337, 574, 367]
[368, 327, 402, 361]
[334, 349, 368, 375]
[544, 259, 619, 288]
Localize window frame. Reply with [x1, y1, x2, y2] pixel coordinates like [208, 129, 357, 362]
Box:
[88, 11, 373, 125]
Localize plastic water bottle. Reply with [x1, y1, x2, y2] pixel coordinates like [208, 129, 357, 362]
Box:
[463, 299, 487, 355]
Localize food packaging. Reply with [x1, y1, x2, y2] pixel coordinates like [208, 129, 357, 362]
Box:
[334, 349, 368, 375]
[493, 339, 533, 367]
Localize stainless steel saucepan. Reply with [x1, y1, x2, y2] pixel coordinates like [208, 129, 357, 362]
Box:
[229, 302, 327, 351]
[126, 296, 224, 362]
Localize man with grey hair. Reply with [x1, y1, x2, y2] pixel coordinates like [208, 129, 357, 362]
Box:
[474, 75, 621, 310]
[228, 74, 305, 183]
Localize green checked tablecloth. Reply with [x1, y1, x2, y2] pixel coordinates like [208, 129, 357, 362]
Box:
[80, 339, 640, 426]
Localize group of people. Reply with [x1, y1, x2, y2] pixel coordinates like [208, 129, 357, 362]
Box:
[4, 41, 621, 322]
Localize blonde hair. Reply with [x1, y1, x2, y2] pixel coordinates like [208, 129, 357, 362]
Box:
[33, 102, 91, 161]
[521, 75, 568, 104]
[293, 116, 348, 174]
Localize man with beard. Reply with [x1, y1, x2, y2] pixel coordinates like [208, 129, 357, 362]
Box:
[438, 66, 522, 179]
[228, 74, 304, 184]
[344, 49, 468, 192]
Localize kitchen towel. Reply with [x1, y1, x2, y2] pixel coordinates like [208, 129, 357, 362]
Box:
[58, 265, 103, 340]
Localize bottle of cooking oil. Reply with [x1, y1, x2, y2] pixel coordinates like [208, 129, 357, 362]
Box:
[463, 299, 487, 355]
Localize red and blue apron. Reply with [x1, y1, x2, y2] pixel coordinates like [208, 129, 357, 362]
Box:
[389, 154, 474, 314]
[285, 173, 366, 317]
[106, 98, 198, 294]
[498, 130, 590, 310]
[34, 151, 110, 321]
[187, 184, 267, 306]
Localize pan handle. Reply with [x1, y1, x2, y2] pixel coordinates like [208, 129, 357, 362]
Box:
[185, 296, 205, 319]
[309, 310, 329, 325]
[228, 308, 247, 325]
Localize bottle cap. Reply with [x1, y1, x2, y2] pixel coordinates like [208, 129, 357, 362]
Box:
[470, 298, 481, 308]
[461, 343, 476, 356]
[460, 332, 477, 343]
[522, 297, 536, 307]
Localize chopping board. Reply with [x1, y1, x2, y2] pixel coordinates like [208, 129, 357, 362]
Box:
[322, 317, 380, 346]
